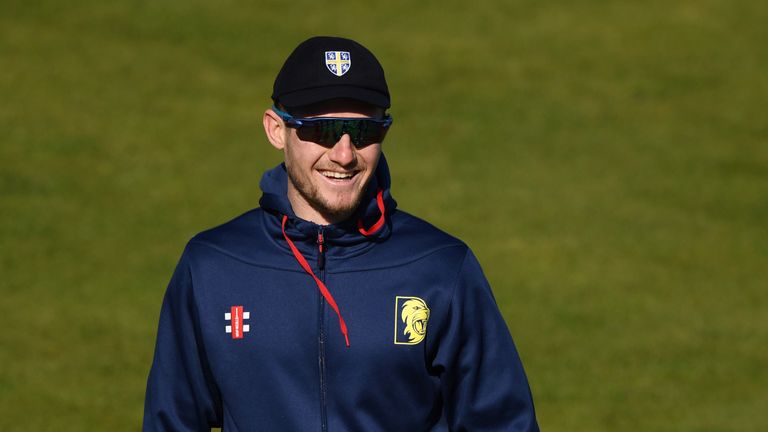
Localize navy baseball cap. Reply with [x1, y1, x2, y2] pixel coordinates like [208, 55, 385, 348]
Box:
[271, 36, 390, 109]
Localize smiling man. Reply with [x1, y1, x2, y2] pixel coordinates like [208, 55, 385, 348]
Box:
[264, 99, 385, 226]
[143, 36, 539, 431]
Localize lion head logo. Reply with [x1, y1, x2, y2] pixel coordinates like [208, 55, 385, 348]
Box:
[399, 297, 430, 344]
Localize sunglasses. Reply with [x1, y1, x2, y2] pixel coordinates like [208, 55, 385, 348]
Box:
[272, 105, 393, 148]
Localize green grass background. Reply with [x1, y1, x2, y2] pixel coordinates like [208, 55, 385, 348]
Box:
[1, 0, 766, 430]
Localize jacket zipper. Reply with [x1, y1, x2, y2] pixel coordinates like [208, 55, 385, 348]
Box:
[317, 228, 328, 432]
[317, 230, 326, 270]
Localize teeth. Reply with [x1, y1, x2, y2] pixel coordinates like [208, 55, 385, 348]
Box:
[321, 171, 354, 179]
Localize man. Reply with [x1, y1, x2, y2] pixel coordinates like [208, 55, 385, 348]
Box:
[144, 36, 539, 431]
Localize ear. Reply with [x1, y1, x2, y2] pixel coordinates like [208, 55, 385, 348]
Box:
[263, 108, 287, 150]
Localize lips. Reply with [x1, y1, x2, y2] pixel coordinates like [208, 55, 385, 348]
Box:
[319, 170, 358, 180]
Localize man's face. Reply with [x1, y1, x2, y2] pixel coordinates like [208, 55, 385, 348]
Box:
[280, 99, 383, 225]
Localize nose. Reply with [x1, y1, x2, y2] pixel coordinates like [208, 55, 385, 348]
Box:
[327, 134, 356, 167]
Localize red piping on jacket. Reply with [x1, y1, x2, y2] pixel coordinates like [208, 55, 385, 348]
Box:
[358, 189, 386, 236]
[282, 215, 350, 347]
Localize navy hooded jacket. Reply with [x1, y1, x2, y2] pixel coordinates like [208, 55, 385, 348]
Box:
[143, 155, 539, 431]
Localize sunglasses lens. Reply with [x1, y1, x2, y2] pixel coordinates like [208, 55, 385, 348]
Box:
[356, 121, 389, 146]
[295, 119, 388, 148]
[295, 121, 336, 145]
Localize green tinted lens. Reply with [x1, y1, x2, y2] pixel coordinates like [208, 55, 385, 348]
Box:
[296, 120, 340, 146]
[355, 120, 389, 146]
[296, 119, 388, 148]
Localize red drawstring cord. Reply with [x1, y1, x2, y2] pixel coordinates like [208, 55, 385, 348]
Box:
[281, 215, 350, 347]
[279, 191, 386, 347]
[358, 189, 386, 236]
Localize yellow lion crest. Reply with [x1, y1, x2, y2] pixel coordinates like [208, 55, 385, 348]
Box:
[399, 297, 430, 344]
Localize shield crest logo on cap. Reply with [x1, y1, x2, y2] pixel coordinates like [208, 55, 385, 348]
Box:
[325, 51, 351, 77]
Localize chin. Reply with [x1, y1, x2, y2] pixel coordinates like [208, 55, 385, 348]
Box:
[320, 202, 359, 221]
[315, 195, 363, 221]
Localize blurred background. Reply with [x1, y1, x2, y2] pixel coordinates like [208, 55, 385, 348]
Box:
[1, 0, 766, 430]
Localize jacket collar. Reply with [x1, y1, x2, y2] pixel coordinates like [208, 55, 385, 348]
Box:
[258, 154, 397, 255]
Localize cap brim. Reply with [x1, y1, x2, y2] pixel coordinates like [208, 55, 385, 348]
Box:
[277, 85, 390, 109]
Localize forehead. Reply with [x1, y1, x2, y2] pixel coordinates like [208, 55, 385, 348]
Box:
[290, 98, 384, 118]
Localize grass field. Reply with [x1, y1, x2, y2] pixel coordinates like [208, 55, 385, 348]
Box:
[1, 0, 766, 430]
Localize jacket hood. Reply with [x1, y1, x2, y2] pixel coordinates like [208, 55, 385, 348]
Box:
[258, 153, 397, 250]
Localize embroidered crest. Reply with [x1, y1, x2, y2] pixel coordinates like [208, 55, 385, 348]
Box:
[325, 51, 351, 77]
[225, 306, 250, 339]
[394, 296, 430, 345]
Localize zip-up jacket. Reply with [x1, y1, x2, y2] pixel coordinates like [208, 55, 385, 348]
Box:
[143, 155, 539, 431]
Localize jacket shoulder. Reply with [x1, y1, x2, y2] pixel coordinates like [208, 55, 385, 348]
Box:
[391, 210, 466, 249]
[371, 209, 469, 266]
[184, 208, 288, 268]
[191, 208, 261, 243]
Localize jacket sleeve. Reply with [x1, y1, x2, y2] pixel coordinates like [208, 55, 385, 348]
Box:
[143, 247, 222, 431]
[431, 249, 539, 432]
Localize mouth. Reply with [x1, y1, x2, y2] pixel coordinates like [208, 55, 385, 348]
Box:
[318, 170, 359, 183]
[414, 320, 425, 334]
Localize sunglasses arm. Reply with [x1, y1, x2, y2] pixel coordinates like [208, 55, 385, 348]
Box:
[271, 105, 305, 127]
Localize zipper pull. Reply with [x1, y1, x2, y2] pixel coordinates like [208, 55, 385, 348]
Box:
[317, 229, 326, 270]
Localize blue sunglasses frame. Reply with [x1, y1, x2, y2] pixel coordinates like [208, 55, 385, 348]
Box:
[272, 105, 393, 148]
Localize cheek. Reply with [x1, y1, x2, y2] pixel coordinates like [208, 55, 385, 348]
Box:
[359, 144, 382, 169]
[285, 140, 318, 170]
